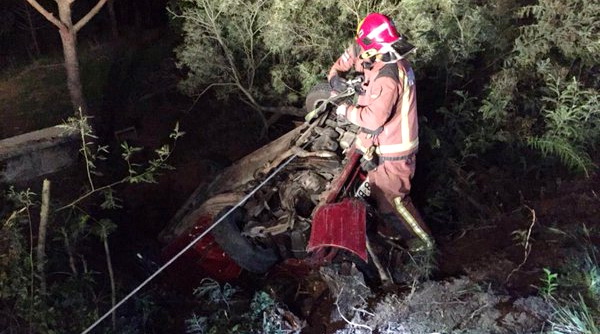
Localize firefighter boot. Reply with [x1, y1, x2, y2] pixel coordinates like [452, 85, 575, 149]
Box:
[391, 196, 434, 252]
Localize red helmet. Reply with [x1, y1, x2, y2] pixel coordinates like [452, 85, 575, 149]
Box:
[356, 13, 401, 56]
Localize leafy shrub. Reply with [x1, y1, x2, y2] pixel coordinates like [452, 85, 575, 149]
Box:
[186, 280, 300, 334]
[172, 0, 599, 225]
[528, 61, 600, 175]
[172, 0, 498, 103]
[477, 0, 599, 175]
[0, 115, 183, 333]
[0, 189, 100, 333]
[548, 295, 599, 334]
[514, 0, 600, 67]
[542, 225, 600, 333]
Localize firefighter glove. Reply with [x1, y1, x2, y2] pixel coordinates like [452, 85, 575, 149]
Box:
[360, 146, 379, 171]
[360, 155, 379, 171]
[336, 104, 349, 118]
[329, 75, 348, 93]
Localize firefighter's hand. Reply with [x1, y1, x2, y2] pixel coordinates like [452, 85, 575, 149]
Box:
[336, 103, 349, 118]
[329, 75, 348, 93]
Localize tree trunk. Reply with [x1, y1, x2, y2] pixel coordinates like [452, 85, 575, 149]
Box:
[59, 29, 87, 113]
[26, 0, 109, 115]
[57, 0, 87, 113]
[107, 0, 118, 39]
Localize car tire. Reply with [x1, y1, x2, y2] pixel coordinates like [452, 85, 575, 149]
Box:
[305, 82, 332, 113]
[210, 207, 279, 274]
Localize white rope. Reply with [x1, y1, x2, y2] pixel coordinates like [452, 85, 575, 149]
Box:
[81, 151, 305, 334]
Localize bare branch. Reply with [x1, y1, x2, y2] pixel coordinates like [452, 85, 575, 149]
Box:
[505, 205, 537, 283]
[74, 0, 108, 32]
[366, 238, 391, 284]
[335, 287, 373, 331]
[25, 0, 65, 29]
[101, 230, 116, 329]
[185, 82, 237, 113]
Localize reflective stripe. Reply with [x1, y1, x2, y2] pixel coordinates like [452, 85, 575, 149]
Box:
[399, 69, 411, 144]
[375, 138, 419, 155]
[342, 51, 350, 62]
[393, 197, 433, 249]
[356, 136, 418, 155]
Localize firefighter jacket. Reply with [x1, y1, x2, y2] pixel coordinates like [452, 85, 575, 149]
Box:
[328, 44, 419, 158]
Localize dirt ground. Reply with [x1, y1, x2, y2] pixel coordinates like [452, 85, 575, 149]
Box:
[261, 169, 593, 334]
[0, 64, 72, 139]
[325, 167, 598, 333]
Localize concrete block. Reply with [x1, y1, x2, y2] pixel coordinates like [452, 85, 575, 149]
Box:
[0, 126, 79, 183]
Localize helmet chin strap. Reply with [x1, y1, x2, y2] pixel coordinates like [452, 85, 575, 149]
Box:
[360, 41, 412, 67]
[378, 43, 404, 63]
[380, 51, 401, 63]
[361, 52, 396, 69]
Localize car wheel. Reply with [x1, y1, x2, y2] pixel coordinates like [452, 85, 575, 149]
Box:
[305, 82, 332, 113]
[210, 207, 280, 274]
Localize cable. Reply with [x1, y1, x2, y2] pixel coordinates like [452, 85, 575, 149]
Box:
[80, 149, 306, 334]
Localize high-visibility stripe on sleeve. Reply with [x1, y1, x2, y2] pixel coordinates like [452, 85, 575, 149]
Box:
[342, 51, 350, 62]
[398, 69, 412, 144]
[375, 139, 419, 155]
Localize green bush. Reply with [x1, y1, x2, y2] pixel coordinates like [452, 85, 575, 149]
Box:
[172, 0, 599, 221]
[546, 226, 600, 334]
[172, 0, 500, 104]
[185, 280, 295, 334]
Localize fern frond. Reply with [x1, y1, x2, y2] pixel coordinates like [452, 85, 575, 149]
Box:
[527, 136, 594, 177]
[185, 314, 208, 334]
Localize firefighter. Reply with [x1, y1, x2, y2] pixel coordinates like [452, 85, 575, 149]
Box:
[328, 13, 434, 251]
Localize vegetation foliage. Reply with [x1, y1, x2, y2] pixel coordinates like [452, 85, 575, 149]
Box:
[544, 225, 600, 333]
[185, 279, 299, 334]
[173, 0, 598, 172]
[0, 115, 182, 333]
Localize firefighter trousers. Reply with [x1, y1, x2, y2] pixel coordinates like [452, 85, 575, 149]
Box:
[368, 155, 434, 250]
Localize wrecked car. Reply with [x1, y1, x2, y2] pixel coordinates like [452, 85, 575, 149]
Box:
[159, 81, 395, 283]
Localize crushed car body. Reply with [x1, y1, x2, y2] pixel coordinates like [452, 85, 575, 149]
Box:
[158, 83, 375, 282]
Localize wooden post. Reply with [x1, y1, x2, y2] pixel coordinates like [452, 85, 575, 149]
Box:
[36, 179, 51, 295]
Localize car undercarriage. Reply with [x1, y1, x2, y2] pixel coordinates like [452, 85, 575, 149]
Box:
[159, 83, 407, 284]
